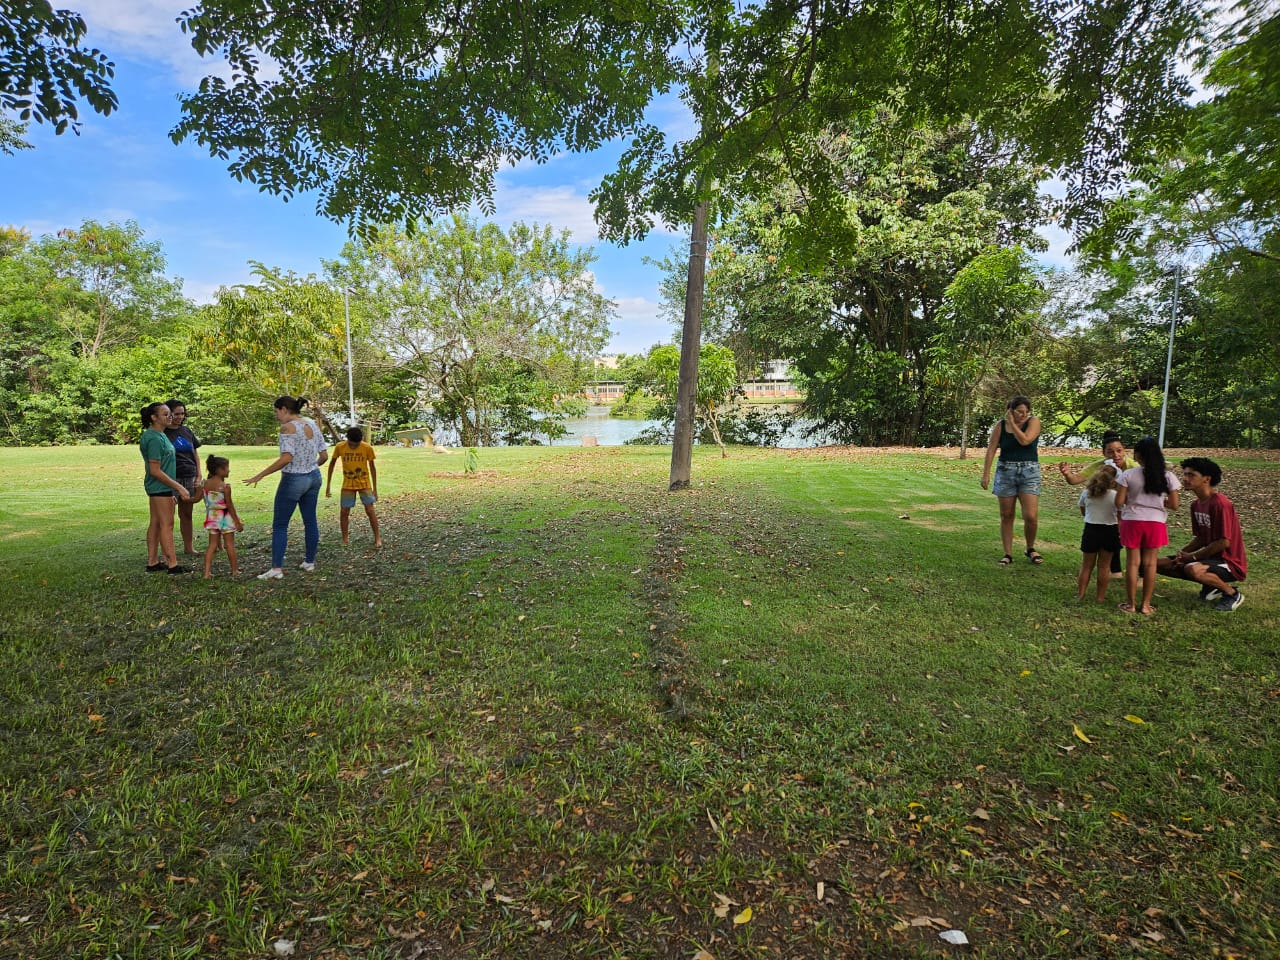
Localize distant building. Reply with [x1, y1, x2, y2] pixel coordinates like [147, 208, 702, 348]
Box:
[594, 356, 620, 371]
[761, 359, 793, 381]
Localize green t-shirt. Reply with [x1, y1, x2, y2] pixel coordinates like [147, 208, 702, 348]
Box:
[140, 429, 177, 495]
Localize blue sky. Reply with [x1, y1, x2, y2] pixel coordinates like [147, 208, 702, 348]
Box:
[3, 1, 1076, 355]
[2, 0, 687, 354]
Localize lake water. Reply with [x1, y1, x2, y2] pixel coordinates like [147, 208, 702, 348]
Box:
[549, 406, 824, 448]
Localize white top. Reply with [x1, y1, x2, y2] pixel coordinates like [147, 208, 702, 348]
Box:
[1116, 466, 1181, 522]
[280, 416, 326, 474]
[1079, 487, 1119, 525]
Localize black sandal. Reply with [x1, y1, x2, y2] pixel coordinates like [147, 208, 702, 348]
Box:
[1025, 549, 1044, 565]
[999, 554, 1013, 565]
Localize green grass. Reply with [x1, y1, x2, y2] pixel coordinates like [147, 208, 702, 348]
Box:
[1, 444, 1277, 959]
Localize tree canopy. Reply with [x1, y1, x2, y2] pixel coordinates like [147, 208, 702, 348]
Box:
[333, 216, 614, 446]
[1, 0, 116, 133]
[170, 0, 1202, 235]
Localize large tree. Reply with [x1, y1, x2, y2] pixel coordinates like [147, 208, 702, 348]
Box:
[334, 216, 614, 446]
[27, 220, 188, 359]
[200, 262, 357, 436]
[171, 0, 1204, 477]
[684, 117, 1047, 446]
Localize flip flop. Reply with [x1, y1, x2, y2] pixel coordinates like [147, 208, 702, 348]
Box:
[999, 554, 1013, 565]
[1025, 549, 1044, 565]
[1118, 602, 1136, 613]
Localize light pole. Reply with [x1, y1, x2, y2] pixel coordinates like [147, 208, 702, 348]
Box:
[1158, 264, 1180, 447]
[343, 287, 356, 422]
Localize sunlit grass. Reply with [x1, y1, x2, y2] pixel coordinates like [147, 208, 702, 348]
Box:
[1, 443, 1276, 958]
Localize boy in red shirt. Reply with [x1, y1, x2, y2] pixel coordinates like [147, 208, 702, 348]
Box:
[1156, 457, 1246, 612]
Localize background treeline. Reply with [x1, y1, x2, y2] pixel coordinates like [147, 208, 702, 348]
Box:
[5, 32, 1278, 452]
[0, 216, 612, 446]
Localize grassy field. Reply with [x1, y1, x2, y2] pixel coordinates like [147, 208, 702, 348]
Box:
[1, 443, 1276, 959]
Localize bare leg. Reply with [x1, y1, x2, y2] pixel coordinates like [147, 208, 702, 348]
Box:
[998, 496, 1017, 556]
[204, 532, 220, 578]
[1017, 492, 1039, 552]
[340, 506, 351, 545]
[224, 534, 238, 575]
[151, 496, 179, 568]
[1077, 553, 1096, 599]
[1096, 551, 1113, 601]
[1139, 548, 1159, 614]
[146, 499, 162, 566]
[1124, 546, 1140, 610]
[365, 505, 382, 546]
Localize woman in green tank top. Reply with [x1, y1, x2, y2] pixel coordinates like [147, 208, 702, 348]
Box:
[980, 395, 1043, 565]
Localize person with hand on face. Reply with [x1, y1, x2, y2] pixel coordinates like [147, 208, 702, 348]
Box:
[244, 396, 329, 580]
[981, 395, 1044, 566]
[139, 402, 196, 574]
[164, 398, 203, 555]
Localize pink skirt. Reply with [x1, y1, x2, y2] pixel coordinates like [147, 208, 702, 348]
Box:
[1119, 519, 1168, 550]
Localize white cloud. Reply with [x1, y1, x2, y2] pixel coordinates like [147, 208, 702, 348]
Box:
[78, 0, 234, 86]
[608, 295, 670, 355]
[492, 184, 601, 243]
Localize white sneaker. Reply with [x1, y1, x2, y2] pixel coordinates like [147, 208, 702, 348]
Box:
[299, 561, 316, 572]
[257, 568, 284, 580]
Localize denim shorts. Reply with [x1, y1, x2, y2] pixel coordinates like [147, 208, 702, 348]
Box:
[340, 490, 377, 509]
[992, 460, 1042, 497]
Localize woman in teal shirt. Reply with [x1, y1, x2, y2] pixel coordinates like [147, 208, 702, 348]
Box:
[140, 402, 194, 573]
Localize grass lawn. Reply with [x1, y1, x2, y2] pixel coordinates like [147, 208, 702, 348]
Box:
[1, 443, 1276, 959]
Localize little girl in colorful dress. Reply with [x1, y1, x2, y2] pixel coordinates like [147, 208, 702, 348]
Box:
[1076, 464, 1121, 601]
[203, 455, 244, 578]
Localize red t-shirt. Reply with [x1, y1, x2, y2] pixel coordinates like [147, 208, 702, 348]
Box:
[1192, 491, 1246, 580]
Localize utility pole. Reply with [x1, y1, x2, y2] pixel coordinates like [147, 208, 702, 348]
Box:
[343, 287, 356, 422]
[1158, 264, 1180, 447]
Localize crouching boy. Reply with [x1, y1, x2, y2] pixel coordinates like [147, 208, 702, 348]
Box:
[1156, 457, 1246, 612]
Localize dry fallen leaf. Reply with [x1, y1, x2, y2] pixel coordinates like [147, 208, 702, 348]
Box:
[1072, 724, 1093, 744]
[733, 906, 753, 925]
[1124, 714, 1146, 724]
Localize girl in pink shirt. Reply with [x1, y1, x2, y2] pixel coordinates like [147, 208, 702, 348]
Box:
[1115, 436, 1181, 615]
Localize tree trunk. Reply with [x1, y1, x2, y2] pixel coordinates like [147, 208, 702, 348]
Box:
[959, 394, 971, 459]
[669, 199, 709, 491]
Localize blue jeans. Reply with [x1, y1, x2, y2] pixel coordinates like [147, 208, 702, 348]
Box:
[271, 469, 321, 568]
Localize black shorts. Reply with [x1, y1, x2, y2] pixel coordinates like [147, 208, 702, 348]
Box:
[1167, 556, 1238, 583]
[1081, 522, 1121, 555]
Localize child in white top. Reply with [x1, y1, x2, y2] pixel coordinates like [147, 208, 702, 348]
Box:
[1076, 464, 1121, 601]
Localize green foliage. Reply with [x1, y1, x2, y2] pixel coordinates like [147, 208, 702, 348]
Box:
[701, 117, 1048, 445]
[335, 216, 614, 446]
[201, 262, 356, 433]
[930, 246, 1047, 451]
[26, 219, 188, 359]
[0, 115, 31, 153]
[0, 0, 117, 133]
[171, 0, 686, 229]
[623, 342, 741, 451]
[171, 0, 1199, 234]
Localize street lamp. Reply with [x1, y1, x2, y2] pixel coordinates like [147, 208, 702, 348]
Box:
[1157, 264, 1180, 447]
[343, 287, 356, 422]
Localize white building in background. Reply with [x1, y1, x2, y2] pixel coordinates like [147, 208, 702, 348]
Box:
[761, 359, 793, 381]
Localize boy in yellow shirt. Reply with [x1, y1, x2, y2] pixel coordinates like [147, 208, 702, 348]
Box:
[325, 426, 383, 546]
